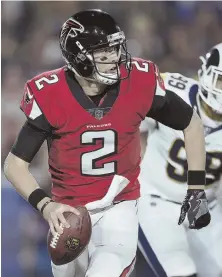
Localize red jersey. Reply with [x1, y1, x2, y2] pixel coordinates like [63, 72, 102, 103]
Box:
[20, 58, 158, 206]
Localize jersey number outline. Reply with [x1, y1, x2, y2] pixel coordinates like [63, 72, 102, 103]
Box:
[166, 138, 222, 185]
[128, 61, 149, 72]
[35, 74, 59, 90]
[80, 130, 117, 176]
[168, 75, 188, 90]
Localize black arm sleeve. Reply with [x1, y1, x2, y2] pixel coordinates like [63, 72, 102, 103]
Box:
[146, 90, 194, 130]
[11, 120, 51, 163]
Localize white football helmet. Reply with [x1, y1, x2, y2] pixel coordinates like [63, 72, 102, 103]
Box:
[198, 43, 222, 114]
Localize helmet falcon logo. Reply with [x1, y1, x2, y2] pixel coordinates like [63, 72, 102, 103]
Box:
[61, 18, 84, 48]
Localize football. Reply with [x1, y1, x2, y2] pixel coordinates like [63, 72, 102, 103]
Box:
[47, 206, 92, 265]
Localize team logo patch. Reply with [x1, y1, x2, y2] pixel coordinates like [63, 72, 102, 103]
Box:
[24, 86, 34, 105]
[65, 236, 80, 251]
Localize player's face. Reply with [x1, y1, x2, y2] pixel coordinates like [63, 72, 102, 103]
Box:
[200, 70, 222, 121]
[93, 47, 120, 74]
[201, 98, 222, 122]
[211, 74, 222, 119]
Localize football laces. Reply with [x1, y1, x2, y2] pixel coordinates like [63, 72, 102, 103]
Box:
[50, 224, 64, 249]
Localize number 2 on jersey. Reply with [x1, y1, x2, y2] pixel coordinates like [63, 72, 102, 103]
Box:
[35, 74, 59, 90]
[81, 130, 117, 176]
[128, 61, 149, 72]
[167, 139, 222, 185]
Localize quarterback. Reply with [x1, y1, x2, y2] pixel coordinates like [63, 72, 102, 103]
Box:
[139, 43, 222, 277]
[4, 9, 209, 277]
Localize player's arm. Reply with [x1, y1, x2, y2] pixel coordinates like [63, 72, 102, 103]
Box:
[147, 89, 206, 173]
[146, 66, 210, 229]
[6, 81, 81, 236]
[4, 117, 79, 236]
[4, 120, 51, 202]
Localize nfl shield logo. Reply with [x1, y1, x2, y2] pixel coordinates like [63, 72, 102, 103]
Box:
[65, 236, 80, 251]
[95, 109, 104, 120]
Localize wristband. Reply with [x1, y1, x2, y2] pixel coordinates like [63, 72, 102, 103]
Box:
[40, 199, 54, 213]
[187, 170, 206, 186]
[28, 188, 49, 210]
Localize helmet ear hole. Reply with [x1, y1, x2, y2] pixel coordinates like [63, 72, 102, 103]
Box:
[206, 49, 220, 68]
[74, 58, 94, 78]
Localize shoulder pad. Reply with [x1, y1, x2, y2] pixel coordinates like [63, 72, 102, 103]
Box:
[28, 67, 64, 92]
[20, 83, 42, 120]
[130, 57, 154, 73]
[20, 67, 65, 120]
[130, 59, 166, 98]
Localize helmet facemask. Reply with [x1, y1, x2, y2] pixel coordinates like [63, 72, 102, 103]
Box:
[198, 50, 222, 115]
[90, 39, 132, 85]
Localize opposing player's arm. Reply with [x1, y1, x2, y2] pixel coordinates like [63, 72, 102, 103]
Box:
[146, 65, 210, 229]
[147, 89, 206, 184]
[146, 66, 206, 180]
[147, 88, 205, 177]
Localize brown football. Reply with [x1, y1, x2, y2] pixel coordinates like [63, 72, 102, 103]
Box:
[47, 206, 92, 265]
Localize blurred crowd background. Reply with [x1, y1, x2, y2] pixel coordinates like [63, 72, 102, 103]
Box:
[2, 1, 222, 277]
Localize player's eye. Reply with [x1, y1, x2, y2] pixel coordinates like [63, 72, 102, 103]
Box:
[105, 47, 114, 53]
[100, 56, 108, 61]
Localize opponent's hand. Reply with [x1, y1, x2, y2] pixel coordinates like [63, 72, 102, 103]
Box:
[178, 189, 211, 229]
[42, 202, 80, 236]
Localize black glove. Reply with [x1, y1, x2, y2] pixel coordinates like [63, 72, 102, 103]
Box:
[178, 189, 211, 229]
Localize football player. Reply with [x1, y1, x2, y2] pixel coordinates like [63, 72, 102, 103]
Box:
[4, 9, 210, 277]
[139, 43, 222, 277]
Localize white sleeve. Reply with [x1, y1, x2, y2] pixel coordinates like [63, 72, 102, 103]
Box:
[140, 118, 157, 134]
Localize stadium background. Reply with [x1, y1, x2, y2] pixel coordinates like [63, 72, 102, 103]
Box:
[2, 1, 222, 277]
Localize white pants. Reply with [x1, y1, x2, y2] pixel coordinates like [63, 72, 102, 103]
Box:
[52, 200, 138, 277]
[139, 195, 222, 277]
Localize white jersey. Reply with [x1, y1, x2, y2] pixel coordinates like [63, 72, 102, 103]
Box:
[140, 72, 222, 204]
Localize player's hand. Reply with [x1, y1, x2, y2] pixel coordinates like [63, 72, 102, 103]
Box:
[42, 202, 80, 236]
[178, 189, 211, 229]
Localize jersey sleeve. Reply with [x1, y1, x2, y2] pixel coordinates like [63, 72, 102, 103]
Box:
[20, 83, 42, 120]
[20, 83, 52, 132]
[11, 120, 49, 163]
[147, 64, 168, 112]
[153, 65, 167, 98]
[146, 89, 194, 130]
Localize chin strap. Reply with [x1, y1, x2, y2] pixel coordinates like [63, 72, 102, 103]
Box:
[92, 72, 118, 85]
